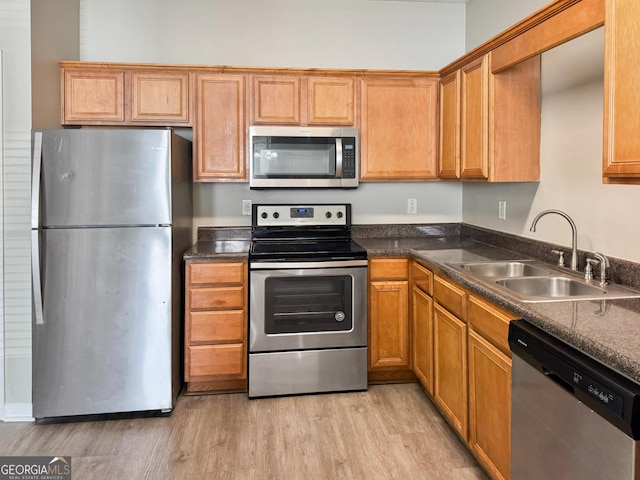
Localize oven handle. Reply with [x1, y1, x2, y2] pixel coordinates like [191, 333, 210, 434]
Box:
[250, 259, 368, 270]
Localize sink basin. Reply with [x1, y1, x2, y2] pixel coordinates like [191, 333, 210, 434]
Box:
[496, 276, 605, 298]
[457, 261, 552, 278]
[446, 259, 640, 303]
[494, 276, 640, 302]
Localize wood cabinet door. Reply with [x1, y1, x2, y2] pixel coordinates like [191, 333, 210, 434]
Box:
[369, 280, 410, 370]
[252, 75, 301, 124]
[131, 71, 190, 124]
[461, 55, 489, 180]
[63, 69, 125, 123]
[468, 329, 512, 480]
[307, 76, 355, 125]
[360, 77, 438, 180]
[439, 70, 461, 179]
[412, 285, 434, 395]
[603, 0, 640, 183]
[434, 302, 468, 440]
[194, 74, 246, 181]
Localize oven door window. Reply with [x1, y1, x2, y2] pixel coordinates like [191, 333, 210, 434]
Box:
[252, 136, 336, 179]
[264, 275, 353, 333]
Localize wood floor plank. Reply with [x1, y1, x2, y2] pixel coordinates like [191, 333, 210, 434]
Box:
[0, 384, 488, 480]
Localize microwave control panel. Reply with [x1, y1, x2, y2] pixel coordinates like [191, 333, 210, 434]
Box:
[342, 138, 356, 178]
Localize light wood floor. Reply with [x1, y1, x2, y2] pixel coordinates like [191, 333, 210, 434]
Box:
[0, 384, 488, 480]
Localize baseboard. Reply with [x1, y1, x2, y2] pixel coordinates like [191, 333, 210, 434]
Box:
[2, 402, 34, 422]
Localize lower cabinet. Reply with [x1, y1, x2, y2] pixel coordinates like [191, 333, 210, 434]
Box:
[411, 263, 517, 480]
[468, 330, 511, 480]
[184, 259, 248, 394]
[467, 295, 516, 480]
[368, 258, 414, 382]
[433, 302, 468, 440]
[412, 285, 434, 395]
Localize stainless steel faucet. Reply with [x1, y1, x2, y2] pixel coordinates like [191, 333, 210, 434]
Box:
[591, 252, 610, 286]
[529, 209, 578, 271]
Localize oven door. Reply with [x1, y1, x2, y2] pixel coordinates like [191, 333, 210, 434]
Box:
[249, 262, 367, 352]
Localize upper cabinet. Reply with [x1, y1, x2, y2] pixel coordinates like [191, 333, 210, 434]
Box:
[603, 0, 640, 183]
[460, 56, 490, 180]
[438, 54, 541, 182]
[307, 76, 355, 125]
[130, 71, 190, 124]
[438, 71, 461, 179]
[251, 75, 301, 125]
[62, 66, 191, 126]
[63, 69, 125, 123]
[251, 74, 355, 126]
[360, 76, 438, 181]
[194, 74, 246, 182]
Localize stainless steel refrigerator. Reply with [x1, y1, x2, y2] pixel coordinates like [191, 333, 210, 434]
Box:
[31, 128, 192, 419]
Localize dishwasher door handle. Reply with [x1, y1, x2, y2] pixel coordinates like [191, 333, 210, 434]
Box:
[543, 367, 575, 394]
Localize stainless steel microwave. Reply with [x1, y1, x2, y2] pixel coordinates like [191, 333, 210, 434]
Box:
[249, 126, 359, 189]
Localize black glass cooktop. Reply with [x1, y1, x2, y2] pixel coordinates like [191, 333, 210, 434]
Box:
[250, 239, 367, 261]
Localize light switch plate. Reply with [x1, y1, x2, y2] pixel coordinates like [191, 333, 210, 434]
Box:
[242, 199, 252, 216]
[498, 200, 507, 220]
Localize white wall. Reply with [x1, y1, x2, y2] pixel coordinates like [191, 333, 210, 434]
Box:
[465, 0, 548, 51]
[463, 3, 640, 263]
[79, 0, 466, 231]
[0, 0, 33, 418]
[80, 0, 465, 70]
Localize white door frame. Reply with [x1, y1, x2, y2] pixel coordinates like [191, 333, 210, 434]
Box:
[0, 49, 6, 420]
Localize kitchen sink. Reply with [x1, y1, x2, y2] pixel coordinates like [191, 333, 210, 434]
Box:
[455, 260, 553, 278]
[495, 276, 606, 300]
[447, 259, 640, 303]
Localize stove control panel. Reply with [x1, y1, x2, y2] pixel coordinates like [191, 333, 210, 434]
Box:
[254, 204, 350, 227]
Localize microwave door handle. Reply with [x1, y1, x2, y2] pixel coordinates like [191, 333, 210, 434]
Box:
[336, 138, 343, 177]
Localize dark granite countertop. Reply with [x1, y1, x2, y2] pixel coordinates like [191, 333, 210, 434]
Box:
[410, 243, 640, 385]
[183, 240, 250, 260]
[185, 224, 640, 383]
[353, 236, 479, 256]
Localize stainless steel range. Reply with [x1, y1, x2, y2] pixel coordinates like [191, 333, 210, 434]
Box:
[248, 203, 368, 398]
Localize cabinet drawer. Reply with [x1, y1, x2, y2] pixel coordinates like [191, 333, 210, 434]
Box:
[468, 295, 518, 356]
[189, 310, 245, 344]
[412, 262, 433, 296]
[370, 258, 409, 280]
[434, 275, 467, 321]
[188, 344, 245, 378]
[189, 286, 244, 310]
[189, 262, 244, 285]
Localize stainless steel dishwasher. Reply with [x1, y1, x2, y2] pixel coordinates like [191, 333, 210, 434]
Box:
[509, 320, 640, 480]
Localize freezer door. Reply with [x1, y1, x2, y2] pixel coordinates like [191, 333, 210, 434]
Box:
[36, 129, 172, 227]
[33, 226, 174, 418]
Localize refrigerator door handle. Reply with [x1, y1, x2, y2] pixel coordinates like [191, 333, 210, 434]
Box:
[31, 132, 44, 325]
[31, 131, 42, 229]
[31, 230, 44, 325]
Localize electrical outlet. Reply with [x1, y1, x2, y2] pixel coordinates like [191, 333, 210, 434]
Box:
[498, 200, 507, 220]
[407, 198, 418, 214]
[242, 199, 252, 216]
